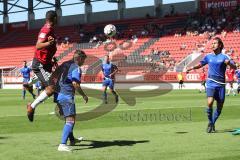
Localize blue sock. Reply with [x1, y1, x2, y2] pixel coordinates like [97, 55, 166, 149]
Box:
[22, 90, 26, 99]
[103, 92, 107, 101]
[68, 123, 75, 141]
[213, 108, 222, 124]
[69, 132, 74, 141]
[206, 108, 213, 124]
[61, 122, 74, 144]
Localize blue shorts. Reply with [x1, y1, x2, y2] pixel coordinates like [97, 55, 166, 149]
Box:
[103, 78, 114, 89]
[206, 86, 225, 103]
[57, 94, 76, 118]
[23, 78, 30, 84]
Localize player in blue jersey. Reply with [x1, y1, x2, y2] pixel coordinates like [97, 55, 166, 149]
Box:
[235, 66, 240, 94]
[101, 55, 119, 104]
[35, 81, 43, 96]
[53, 50, 88, 152]
[20, 61, 36, 99]
[186, 37, 237, 133]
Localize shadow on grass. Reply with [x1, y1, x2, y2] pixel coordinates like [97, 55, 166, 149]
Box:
[73, 139, 150, 150]
[0, 137, 9, 139]
[175, 131, 188, 134]
[214, 128, 238, 133]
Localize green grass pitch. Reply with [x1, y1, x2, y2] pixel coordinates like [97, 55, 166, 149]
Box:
[0, 89, 240, 160]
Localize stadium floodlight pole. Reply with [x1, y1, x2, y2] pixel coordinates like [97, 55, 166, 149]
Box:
[28, 0, 35, 30]
[154, 0, 162, 17]
[55, 0, 62, 17]
[84, 0, 92, 23]
[117, 0, 125, 19]
[3, 0, 8, 33]
[194, 0, 199, 10]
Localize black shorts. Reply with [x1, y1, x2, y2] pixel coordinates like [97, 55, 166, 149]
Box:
[179, 80, 183, 84]
[32, 58, 53, 87]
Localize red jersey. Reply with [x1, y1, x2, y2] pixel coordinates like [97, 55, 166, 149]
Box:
[200, 72, 206, 81]
[34, 23, 57, 65]
[226, 68, 235, 81]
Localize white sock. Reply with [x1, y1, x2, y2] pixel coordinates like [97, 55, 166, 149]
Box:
[231, 88, 236, 94]
[228, 89, 231, 95]
[31, 90, 49, 109]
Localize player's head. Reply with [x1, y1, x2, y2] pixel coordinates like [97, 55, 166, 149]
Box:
[104, 55, 110, 63]
[46, 10, 58, 26]
[212, 37, 224, 53]
[73, 50, 87, 66]
[23, 61, 27, 67]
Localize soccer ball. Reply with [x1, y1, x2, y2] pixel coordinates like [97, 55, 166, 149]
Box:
[104, 24, 117, 37]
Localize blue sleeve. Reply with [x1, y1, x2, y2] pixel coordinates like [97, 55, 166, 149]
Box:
[224, 54, 231, 61]
[224, 54, 235, 65]
[20, 68, 23, 74]
[71, 68, 81, 83]
[200, 55, 208, 66]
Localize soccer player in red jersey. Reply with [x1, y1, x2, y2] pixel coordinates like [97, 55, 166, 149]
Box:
[27, 10, 58, 122]
[226, 66, 236, 96]
[199, 68, 206, 93]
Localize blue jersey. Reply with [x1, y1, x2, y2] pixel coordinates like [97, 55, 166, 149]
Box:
[57, 60, 82, 98]
[102, 62, 117, 79]
[20, 67, 31, 79]
[235, 69, 240, 83]
[35, 81, 42, 89]
[200, 53, 230, 87]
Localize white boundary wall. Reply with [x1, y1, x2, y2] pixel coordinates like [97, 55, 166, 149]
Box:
[3, 83, 238, 90]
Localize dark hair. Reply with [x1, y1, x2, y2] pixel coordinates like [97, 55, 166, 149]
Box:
[74, 50, 87, 59]
[213, 37, 224, 51]
[46, 10, 57, 22]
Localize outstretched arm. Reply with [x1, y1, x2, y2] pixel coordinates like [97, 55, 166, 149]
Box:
[186, 63, 203, 73]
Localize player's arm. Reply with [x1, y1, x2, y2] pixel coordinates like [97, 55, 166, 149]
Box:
[72, 68, 88, 103]
[225, 59, 237, 70]
[109, 65, 118, 77]
[186, 55, 208, 73]
[186, 63, 203, 73]
[36, 29, 55, 50]
[72, 81, 88, 103]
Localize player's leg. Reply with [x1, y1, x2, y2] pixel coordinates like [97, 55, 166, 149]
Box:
[58, 116, 75, 152]
[58, 100, 76, 152]
[37, 88, 41, 96]
[237, 83, 240, 94]
[27, 62, 55, 121]
[68, 103, 83, 146]
[212, 86, 225, 132]
[22, 84, 26, 99]
[203, 81, 206, 92]
[25, 84, 36, 99]
[227, 82, 231, 96]
[199, 82, 203, 93]
[102, 79, 108, 104]
[206, 88, 215, 133]
[230, 82, 236, 96]
[109, 80, 119, 103]
[30, 68, 54, 108]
